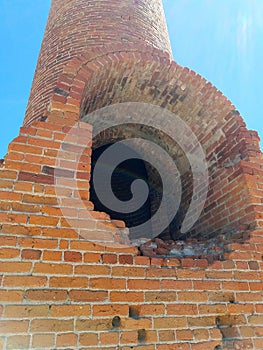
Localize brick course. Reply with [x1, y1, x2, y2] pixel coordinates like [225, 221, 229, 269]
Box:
[0, 228, 263, 348]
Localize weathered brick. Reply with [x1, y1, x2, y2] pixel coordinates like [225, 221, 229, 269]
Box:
[50, 304, 91, 317]
[193, 329, 209, 341]
[191, 341, 221, 350]
[0, 290, 23, 302]
[176, 330, 193, 341]
[161, 280, 192, 290]
[145, 292, 177, 302]
[21, 249, 41, 260]
[18, 237, 58, 249]
[42, 250, 62, 261]
[121, 318, 152, 330]
[49, 276, 88, 288]
[119, 254, 133, 264]
[76, 319, 111, 332]
[112, 266, 145, 277]
[79, 333, 98, 346]
[193, 280, 220, 290]
[154, 317, 187, 329]
[74, 264, 110, 275]
[110, 292, 144, 303]
[32, 334, 55, 348]
[248, 315, 263, 324]
[216, 314, 247, 326]
[6, 335, 30, 350]
[130, 304, 164, 316]
[4, 276, 47, 287]
[0, 248, 20, 259]
[25, 289, 67, 301]
[167, 304, 198, 315]
[0, 320, 29, 333]
[30, 319, 74, 332]
[56, 333, 77, 347]
[0, 262, 32, 273]
[146, 267, 177, 278]
[90, 278, 126, 290]
[69, 290, 108, 302]
[100, 332, 119, 345]
[128, 279, 160, 290]
[102, 254, 117, 264]
[4, 305, 49, 318]
[178, 292, 208, 302]
[33, 262, 72, 275]
[188, 316, 216, 327]
[120, 330, 138, 344]
[93, 304, 129, 317]
[64, 251, 82, 262]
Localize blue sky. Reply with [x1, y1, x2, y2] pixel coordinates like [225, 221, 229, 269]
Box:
[0, 0, 262, 158]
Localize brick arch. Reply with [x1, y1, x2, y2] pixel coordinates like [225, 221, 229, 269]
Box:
[48, 46, 263, 239]
[48, 43, 171, 119]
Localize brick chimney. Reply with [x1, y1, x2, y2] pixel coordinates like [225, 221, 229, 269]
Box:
[0, 0, 263, 349]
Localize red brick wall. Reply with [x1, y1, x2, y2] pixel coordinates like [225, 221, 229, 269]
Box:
[0, 92, 263, 349]
[24, 0, 172, 126]
[0, 114, 129, 245]
[0, 184, 263, 349]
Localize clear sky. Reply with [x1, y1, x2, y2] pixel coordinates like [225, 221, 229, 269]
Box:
[0, 0, 262, 158]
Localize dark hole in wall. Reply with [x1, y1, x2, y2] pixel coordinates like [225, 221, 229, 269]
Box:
[88, 121, 198, 244]
[89, 134, 249, 261]
[90, 143, 161, 240]
[90, 140, 191, 242]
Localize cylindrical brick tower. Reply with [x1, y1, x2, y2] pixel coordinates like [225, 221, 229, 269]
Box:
[24, 0, 172, 125]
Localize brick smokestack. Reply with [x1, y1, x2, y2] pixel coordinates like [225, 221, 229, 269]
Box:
[24, 0, 172, 125]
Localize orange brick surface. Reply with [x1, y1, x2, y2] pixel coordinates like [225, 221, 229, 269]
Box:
[0, 0, 263, 349]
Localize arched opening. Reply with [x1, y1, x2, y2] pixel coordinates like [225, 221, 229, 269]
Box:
[88, 123, 190, 243]
[72, 52, 262, 255]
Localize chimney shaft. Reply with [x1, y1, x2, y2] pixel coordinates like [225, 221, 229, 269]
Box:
[24, 0, 172, 125]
